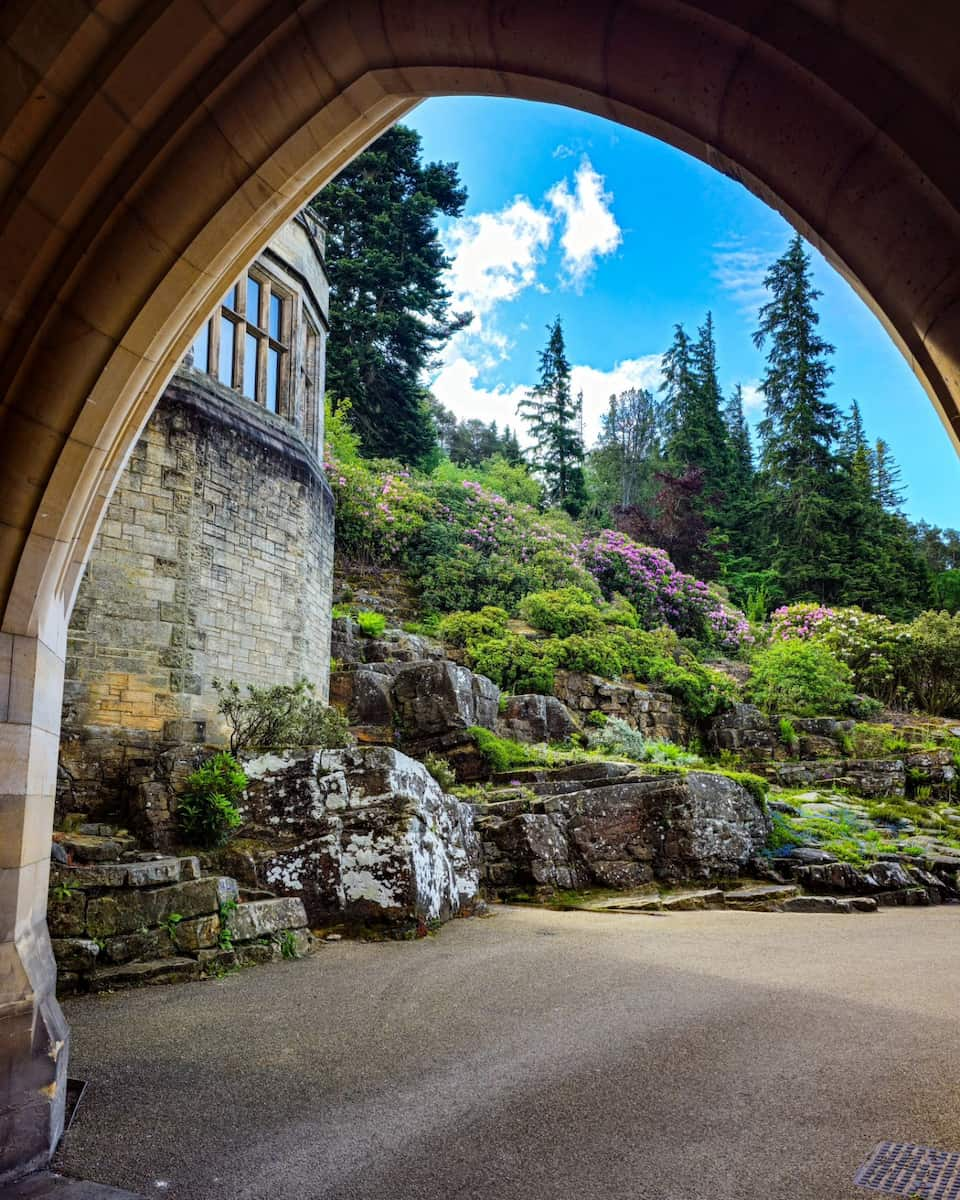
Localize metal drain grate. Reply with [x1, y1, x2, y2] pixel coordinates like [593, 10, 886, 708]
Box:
[855, 1141, 960, 1197]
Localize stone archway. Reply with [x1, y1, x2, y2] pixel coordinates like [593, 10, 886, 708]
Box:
[3, 0, 960, 1179]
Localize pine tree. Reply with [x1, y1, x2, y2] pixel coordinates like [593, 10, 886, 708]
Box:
[309, 125, 470, 465]
[518, 318, 587, 514]
[724, 384, 754, 498]
[753, 234, 844, 600]
[659, 323, 696, 444]
[874, 438, 906, 511]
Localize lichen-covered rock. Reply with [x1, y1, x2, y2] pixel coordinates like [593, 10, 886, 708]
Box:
[238, 746, 480, 927]
[497, 694, 580, 744]
[477, 768, 769, 893]
[764, 758, 906, 798]
[706, 704, 780, 761]
[552, 671, 690, 743]
[392, 660, 499, 739]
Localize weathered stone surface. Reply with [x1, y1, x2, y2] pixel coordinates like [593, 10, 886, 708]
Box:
[88, 958, 201, 992]
[172, 915, 221, 952]
[479, 768, 769, 893]
[552, 671, 689, 743]
[863, 861, 914, 891]
[178, 856, 202, 881]
[47, 890, 87, 937]
[102, 928, 175, 964]
[765, 758, 906, 798]
[784, 847, 837, 865]
[125, 859, 181, 886]
[238, 746, 480, 926]
[875, 887, 931, 906]
[707, 703, 780, 761]
[51, 863, 128, 890]
[392, 660, 499, 738]
[723, 884, 798, 909]
[783, 895, 854, 913]
[228, 898, 308, 942]
[497, 694, 580, 745]
[58, 834, 134, 863]
[50, 938, 100, 972]
[791, 862, 871, 894]
[905, 749, 957, 796]
[86, 876, 238, 937]
[660, 889, 725, 911]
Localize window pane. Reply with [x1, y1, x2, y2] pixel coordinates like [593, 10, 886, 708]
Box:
[242, 332, 258, 400]
[224, 284, 239, 311]
[191, 320, 210, 372]
[246, 276, 261, 325]
[218, 316, 235, 386]
[266, 347, 279, 413]
[269, 294, 282, 340]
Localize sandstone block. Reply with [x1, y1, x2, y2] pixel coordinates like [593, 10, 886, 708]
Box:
[228, 898, 308, 942]
[89, 957, 201, 992]
[51, 938, 101, 972]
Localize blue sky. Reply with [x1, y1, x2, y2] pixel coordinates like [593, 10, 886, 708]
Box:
[406, 96, 959, 530]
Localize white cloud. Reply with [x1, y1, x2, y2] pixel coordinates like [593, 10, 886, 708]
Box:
[712, 238, 771, 315]
[571, 355, 663, 446]
[740, 381, 765, 416]
[430, 352, 663, 450]
[443, 198, 553, 317]
[547, 158, 622, 290]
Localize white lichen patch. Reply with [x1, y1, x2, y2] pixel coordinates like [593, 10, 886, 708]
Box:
[242, 751, 292, 781]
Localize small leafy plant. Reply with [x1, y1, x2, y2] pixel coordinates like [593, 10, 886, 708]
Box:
[162, 912, 183, 938]
[423, 752, 457, 791]
[177, 753, 247, 848]
[356, 610, 387, 638]
[277, 930, 301, 960]
[218, 898, 239, 950]
[778, 716, 800, 755]
[213, 677, 350, 754]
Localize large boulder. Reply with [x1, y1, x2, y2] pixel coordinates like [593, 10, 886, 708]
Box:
[497, 694, 580, 744]
[236, 746, 480, 928]
[478, 768, 769, 893]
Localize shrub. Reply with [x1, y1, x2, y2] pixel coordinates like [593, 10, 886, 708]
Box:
[468, 727, 538, 774]
[898, 610, 960, 716]
[591, 717, 701, 765]
[177, 752, 246, 848]
[356, 610, 387, 638]
[519, 587, 603, 637]
[437, 606, 509, 647]
[746, 641, 855, 716]
[464, 633, 559, 695]
[778, 717, 799, 754]
[213, 678, 351, 753]
[423, 752, 457, 791]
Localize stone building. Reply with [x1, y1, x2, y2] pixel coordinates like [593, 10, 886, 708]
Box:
[57, 211, 334, 841]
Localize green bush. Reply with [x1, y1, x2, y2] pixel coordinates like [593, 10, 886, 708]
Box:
[356, 610, 387, 638]
[437, 606, 509, 647]
[177, 752, 246, 848]
[519, 587, 603, 637]
[746, 641, 855, 716]
[898, 610, 960, 716]
[468, 727, 538, 774]
[464, 633, 559, 694]
[213, 678, 351, 753]
[591, 717, 701, 765]
[423, 752, 457, 791]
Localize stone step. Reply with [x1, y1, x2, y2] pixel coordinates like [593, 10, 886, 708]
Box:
[54, 833, 137, 864]
[659, 889, 725, 911]
[84, 876, 239, 939]
[491, 761, 635, 788]
[89, 957, 201, 992]
[723, 884, 800, 910]
[227, 896, 309, 942]
[51, 857, 200, 890]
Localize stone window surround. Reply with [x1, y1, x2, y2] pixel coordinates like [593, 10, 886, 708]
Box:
[194, 268, 293, 419]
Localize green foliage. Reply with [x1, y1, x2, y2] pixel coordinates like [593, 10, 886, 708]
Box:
[468, 727, 538, 774]
[747, 641, 855, 716]
[356, 610, 387, 638]
[423, 752, 457, 792]
[585, 710, 608, 728]
[778, 717, 799, 753]
[591, 717, 701, 765]
[177, 753, 246, 849]
[162, 912, 183, 938]
[436, 606, 509, 647]
[323, 396, 362, 465]
[218, 897, 239, 951]
[465, 633, 559, 695]
[431, 454, 542, 507]
[898, 610, 960, 716]
[518, 317, 587, 515]
[310, 125, 469, 466]
[520, 587, 603, 637]
[213, 677, 350, 754]
[277, 930, 301, 960]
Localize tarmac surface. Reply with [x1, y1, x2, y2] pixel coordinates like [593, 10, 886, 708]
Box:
[52, 904, 960, 1200]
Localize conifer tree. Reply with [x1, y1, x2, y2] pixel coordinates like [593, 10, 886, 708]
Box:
[518, 318, 586, 514]
[753, 234, 844, 600]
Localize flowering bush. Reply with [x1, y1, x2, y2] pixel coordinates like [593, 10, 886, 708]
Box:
[326, 449, 751, 652]
[768, 604, 908, 704]
[580, 530, 752, 649]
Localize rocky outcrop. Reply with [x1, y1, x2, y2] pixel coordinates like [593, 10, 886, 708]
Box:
[551, 671, 690, 744]
[707, 704, 859, 763]
[476, 764, 770, 894]
[230, 746, 480, 929]
[497, 693, 580, 744]
[48, 835, 311, 994]
[762, 758, 906, 798]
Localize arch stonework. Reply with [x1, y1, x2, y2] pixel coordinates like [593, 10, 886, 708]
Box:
[1, 0, 959, 1178]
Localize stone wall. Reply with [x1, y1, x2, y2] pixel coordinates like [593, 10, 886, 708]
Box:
[58, 373, 335, 836]
[552, 670, 691, 744]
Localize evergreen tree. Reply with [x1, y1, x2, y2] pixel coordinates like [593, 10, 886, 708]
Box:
[753, 234, 844, 600]
[309, 125, 470, 465]
[874, 438, 907, 511]
[518, 318, 587, 514]
[724, 384, 754, 499]
[590, 387, 662, 514]
[659, 323, 696, 444]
